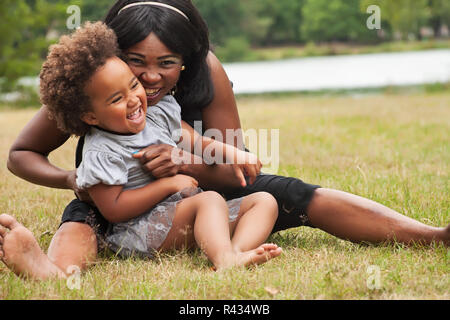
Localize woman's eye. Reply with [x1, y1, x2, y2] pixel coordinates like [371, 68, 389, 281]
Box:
[129, 58, 144, 64]
[161, 60, 177, 66]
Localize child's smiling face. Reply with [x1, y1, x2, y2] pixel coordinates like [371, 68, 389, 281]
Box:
[82, 56, 148, 135]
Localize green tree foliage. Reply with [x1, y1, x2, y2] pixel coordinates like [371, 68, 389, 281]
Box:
[193, 0, 246, 46]
[428, 0, 450, 36]
[360, 0, 430, 40]
[194, 0, 305, 47]
[80, 0, 116, 22]
[0, 0, 79, 93]
[1, 0, 60, 91]
[258, 0, 304, 45]
[301, 0, 377, 43]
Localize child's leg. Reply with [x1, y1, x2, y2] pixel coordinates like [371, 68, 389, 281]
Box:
[159, 191, 235, 267]
[158, 191, 280, 269]
[230, 192, 280, 253]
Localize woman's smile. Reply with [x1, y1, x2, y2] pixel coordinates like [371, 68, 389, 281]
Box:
[145, 87, 163, 104]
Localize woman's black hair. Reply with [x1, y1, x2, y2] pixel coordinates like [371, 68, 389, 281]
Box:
[104, 0, 214, 113]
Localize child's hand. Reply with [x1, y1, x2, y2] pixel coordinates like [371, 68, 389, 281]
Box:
[232, 151, 262, 186]
[166, 174, 199, 193]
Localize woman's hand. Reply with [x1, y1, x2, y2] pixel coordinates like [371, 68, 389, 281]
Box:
[232, 150, 262, 186]
[133, 144, 186, 178]
[66, 169, 94, 204]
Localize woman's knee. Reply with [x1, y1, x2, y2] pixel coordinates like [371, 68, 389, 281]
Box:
[47, 222, 98, 271]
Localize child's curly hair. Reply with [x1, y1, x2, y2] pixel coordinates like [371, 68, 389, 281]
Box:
[40, 21, 121, 136]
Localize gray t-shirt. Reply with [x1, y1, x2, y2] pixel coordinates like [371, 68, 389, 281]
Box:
[76, 95, 182, 191]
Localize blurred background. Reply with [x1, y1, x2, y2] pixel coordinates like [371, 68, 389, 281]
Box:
[0, 0, 449, 105]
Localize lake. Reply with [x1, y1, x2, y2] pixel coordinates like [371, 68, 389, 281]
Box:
[223, 49, 450, 94]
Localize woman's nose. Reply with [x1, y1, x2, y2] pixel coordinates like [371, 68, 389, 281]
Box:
[140, 68, 162, 84]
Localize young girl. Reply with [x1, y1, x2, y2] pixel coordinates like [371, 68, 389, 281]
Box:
[37, 21, 282, 270]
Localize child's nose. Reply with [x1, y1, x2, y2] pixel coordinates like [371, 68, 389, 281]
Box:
[128, 95, 140, 107]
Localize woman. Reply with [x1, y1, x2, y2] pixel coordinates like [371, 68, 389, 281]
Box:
[2, 0, 449, 280]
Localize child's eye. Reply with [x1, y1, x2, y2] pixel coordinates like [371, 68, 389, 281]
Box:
[131, 81, 139, 89]
[111, 96, 122, 104]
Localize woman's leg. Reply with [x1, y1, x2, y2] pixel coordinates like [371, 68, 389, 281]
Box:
[0, 214, 95, 280]
[225, 174, 449, 246]
[47, 222, 98, 274]
[0, 198, 102, 280]
[307, 188, 450, 246]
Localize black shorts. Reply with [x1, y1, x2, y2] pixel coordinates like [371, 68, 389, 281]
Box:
[60, 174, 320, 237]
[60, 199, 110, 249]
[223, 174, 320, 233]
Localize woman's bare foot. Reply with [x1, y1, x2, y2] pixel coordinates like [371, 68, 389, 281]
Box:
[0, 214, 65, 280]
[215, 243, 282, 271]
[442, 224, 450, 246]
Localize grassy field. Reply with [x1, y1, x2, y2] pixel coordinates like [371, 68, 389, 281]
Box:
[0, 92, 449, 300]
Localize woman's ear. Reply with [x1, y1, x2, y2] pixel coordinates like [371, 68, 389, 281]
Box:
[81, 112, 99, 126]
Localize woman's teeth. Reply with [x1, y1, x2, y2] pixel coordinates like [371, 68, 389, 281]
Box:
[146, 88, 160, 97]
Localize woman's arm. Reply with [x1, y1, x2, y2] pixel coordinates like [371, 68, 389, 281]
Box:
[201, 51, 244, 149]
[7, 106, 75, 190]
[87, 174, 198, 223]
[178, 51, 253, 185]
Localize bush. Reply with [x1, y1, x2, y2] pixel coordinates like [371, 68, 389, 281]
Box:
[215, 37, 256, 62]
[0, 81, 40, 108]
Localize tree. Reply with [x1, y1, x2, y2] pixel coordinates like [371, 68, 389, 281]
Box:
[263, 0, 304, 45]
[0, 0, 69, 92]
[301, 0, 376, 43]
[428, 0, 450, 37]
[360, 0, 430, 40]
[80, 0, 116, 22]
[193, 0, 246, 46]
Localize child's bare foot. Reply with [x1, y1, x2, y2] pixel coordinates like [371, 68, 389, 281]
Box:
[215, 243, 282, 270]
[0, 214, 65, 280]
[242, 243, 282, 266]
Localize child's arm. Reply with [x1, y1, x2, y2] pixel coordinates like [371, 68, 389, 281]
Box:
[87, 174, 198, 223]
[180, 123, 262, 185]
[197, 135, 262, 185]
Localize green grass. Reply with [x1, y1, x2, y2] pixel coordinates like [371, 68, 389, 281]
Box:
[0, 92, 449, 299]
